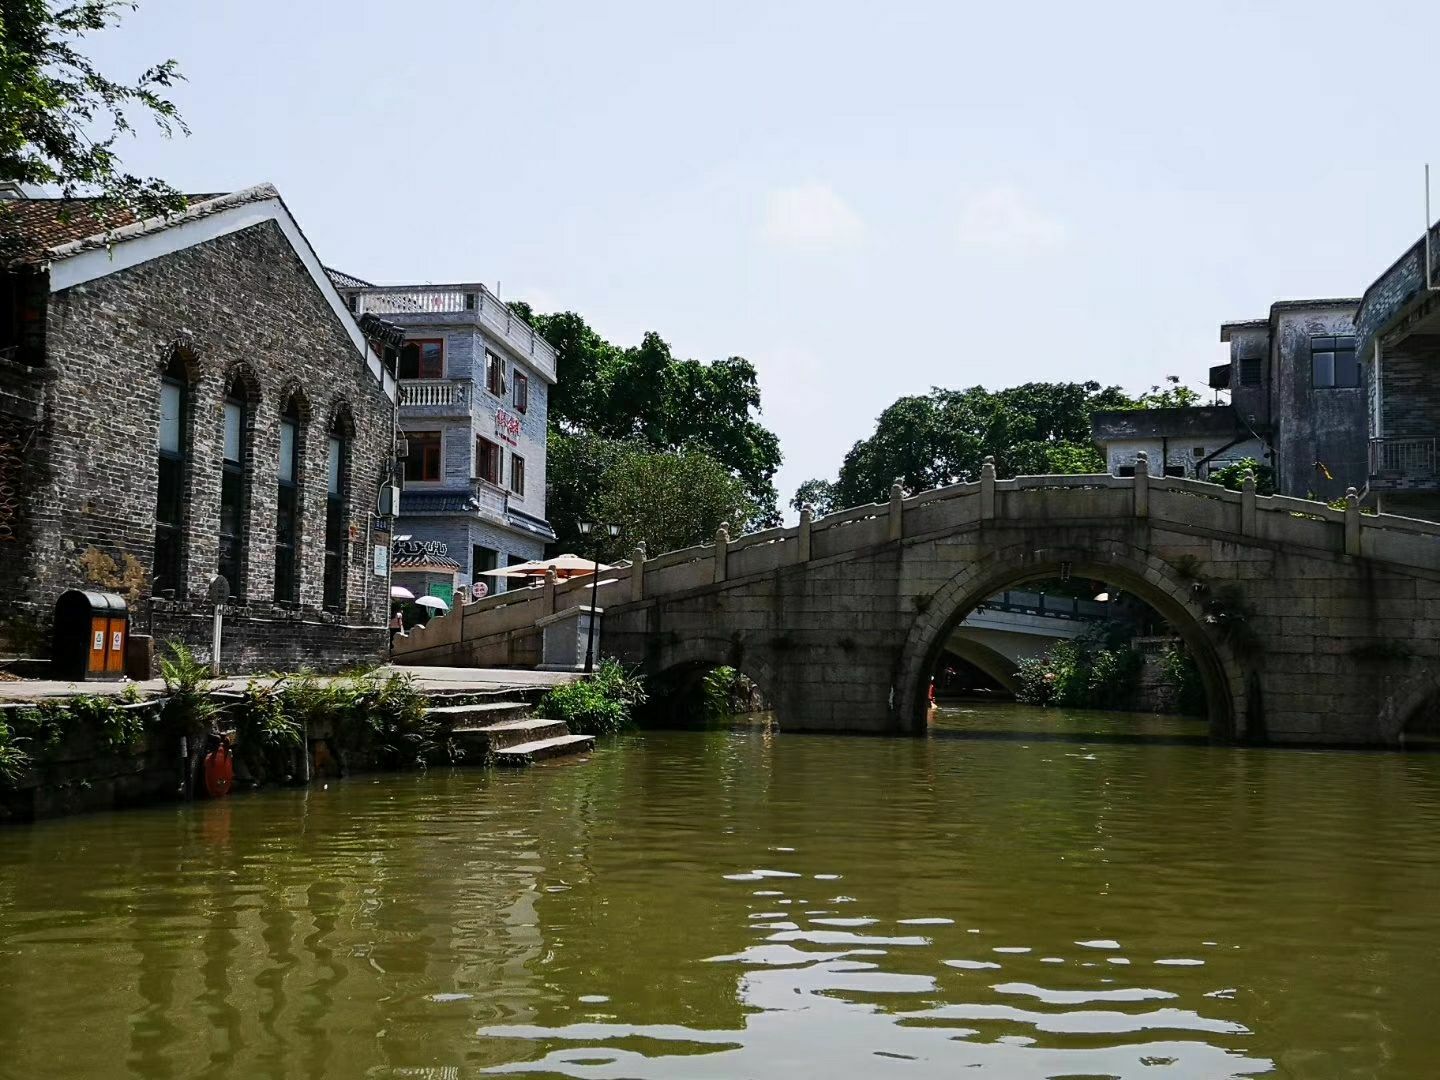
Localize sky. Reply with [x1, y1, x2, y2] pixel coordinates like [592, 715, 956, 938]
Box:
[85, 0, 1440, 509]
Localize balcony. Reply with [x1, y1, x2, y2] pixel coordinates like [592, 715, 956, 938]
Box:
[345, 283, 557, 383]
[398, 378, 470, 416]
[1369, 437, 1440, 491]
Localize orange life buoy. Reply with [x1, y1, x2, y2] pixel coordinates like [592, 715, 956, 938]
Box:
[203, 744, 234, 798]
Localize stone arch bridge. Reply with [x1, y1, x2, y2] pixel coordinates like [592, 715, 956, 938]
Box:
[394, 460, 1440, 745]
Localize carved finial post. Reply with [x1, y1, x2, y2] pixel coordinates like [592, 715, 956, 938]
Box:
[798, 504, 814, 563]
[1240, 469, 1257, 536]
[714, 524, 730, 584]
[542, 566, 558, 616]
[1344, 486, 1361, 556]
[630, 542, 647, 602]
[980, 457, 996, 521]
[1134, 451, 1150, 519]
[889, 479, 905, 541]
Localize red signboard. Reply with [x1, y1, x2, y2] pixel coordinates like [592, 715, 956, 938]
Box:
[494, 408, 521, 447]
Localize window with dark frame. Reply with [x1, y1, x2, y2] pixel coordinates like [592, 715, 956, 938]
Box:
[472, 545, 499, 594]
[1311, 335, 1360, 389]
[398, 339, 444, 380]
[510, 453, 525, 497]
[273, 397, 302, 604]
[323, 422, 348, 610]
[1238, 356, 1262, 387]
[154, 355, 187, 595]
[403, 430, 443, 482]
[219, 379, 248, 599]
[485, 351, 505, 397]
[513, 370, 529, 413]
[476, 436, 502, 485]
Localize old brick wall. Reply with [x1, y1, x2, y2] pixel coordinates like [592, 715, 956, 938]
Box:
[23, 220, 393, 667]
[149, 605, 386, 675]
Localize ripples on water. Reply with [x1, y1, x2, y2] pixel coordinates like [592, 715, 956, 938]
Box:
[3, 702, 1440, 1078]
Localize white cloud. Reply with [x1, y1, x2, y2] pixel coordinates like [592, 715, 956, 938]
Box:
[956, 187, 1065, 255]
[762, 184, 865, 250]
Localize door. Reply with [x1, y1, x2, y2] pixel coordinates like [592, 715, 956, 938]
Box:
[88, 617, 108, 674]
[105, 618, 127, 674]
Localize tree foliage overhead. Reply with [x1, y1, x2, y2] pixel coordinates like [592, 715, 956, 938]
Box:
[0, 1, 187, 217]
[799, 381, 1136, 511]
[546, 431, 752, 564]
[511, 302, 782, 556]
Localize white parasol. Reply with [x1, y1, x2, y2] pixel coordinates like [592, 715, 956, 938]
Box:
[475, 554, 611, 580]
[415, 595, 450, 612]
[390, 585, 416, 600]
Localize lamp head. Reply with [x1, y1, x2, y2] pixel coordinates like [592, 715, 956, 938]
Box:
[577, 520, 593, 537]
[607, 523, 622, 539]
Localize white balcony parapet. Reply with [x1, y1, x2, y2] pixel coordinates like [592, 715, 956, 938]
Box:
[346, 283, 558, 383]
[399, 379, 469, 409]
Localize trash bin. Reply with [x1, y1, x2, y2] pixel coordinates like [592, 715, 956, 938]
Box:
[52, 589, 129, 681]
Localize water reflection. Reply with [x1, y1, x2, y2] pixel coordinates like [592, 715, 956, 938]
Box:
[2, 705, 1440, 1077]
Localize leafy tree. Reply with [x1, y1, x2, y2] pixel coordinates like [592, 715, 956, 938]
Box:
[0, 1, 188, 223]
[1133, 375, 1203, 410]
[549, 432, 754, 562]
[1209, 456, 1276, 495]
[789, 478, 837, 516]
[512, 304, 783, 528]
[811, 381, 1135, 510]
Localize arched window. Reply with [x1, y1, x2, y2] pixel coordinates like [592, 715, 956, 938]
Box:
[153, 353, 187, 595]
[219, 376, 249, 599]
[323, 411, 351, 610]
[274, 395, 302, 604]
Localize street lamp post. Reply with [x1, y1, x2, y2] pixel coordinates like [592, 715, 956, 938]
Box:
[577, 520, 621, 674]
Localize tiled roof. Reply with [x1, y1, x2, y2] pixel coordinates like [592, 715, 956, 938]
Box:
[326, 266, 372, 289]
[393, 552, 462, 570]
[0, 193, 227, 265]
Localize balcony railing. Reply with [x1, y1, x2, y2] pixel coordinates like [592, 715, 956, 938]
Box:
[1369, 436, 1440, 480]
[348, 283, 558, 383]
[399, 379, 468, 409]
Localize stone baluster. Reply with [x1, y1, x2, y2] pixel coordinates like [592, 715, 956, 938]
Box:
[1241, 470, 1256, 536]
[1134, 451, 1149, 519]
[1344, 487, 1361, 557]
[630, 543, 647, 602]
[797, 505, 814, 563]
[542, 567, 557, 617]
[980, 457, 996, 521]
[714, 524, 730, 584]
[889, 479, 905, 542]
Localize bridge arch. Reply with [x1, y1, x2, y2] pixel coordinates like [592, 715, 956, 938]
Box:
[937, 634, 1020, 695]
[895, 542, 1247, 738]
[640, 635, 782, 726]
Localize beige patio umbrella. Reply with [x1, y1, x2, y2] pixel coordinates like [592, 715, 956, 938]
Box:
[475, 553, 613, 580]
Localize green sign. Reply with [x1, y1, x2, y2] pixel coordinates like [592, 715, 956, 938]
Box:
[428, 582, 454, 605]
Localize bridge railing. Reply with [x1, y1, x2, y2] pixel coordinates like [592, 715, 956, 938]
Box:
[392, 453, 1440, 663]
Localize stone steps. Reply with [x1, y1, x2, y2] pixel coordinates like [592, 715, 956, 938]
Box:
[451, 717, 570, 754]
[425, 700, 531, 726]
[493, 732, 596, 767]
[424, 699, 594, 765]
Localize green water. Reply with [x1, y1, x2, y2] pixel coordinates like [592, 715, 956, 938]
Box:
[3, 703, 1440, 1079]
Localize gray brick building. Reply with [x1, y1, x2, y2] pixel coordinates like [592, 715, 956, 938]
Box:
[1092, 298, 1366, 502]
[329, 275, 557, 604]
[0, 184, 399, 670]
[1354, 217, 1440, 520]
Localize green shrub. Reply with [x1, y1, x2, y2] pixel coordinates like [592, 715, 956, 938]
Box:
[158, 641, 218, 736]
[1015, 638, 1140, 710]
[0, 718, 29, 786]
[1160, 643, 1206, 716]
[543, 660, 647, 736]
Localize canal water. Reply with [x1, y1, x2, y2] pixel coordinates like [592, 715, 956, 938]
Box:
[2, 703, 1440, 1079]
